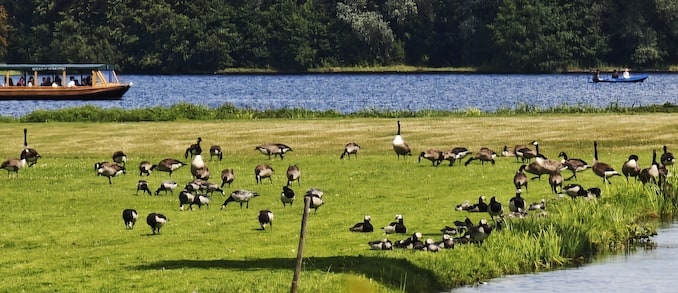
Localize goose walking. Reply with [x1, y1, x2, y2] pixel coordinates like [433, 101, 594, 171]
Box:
[592, 141, 620, 184]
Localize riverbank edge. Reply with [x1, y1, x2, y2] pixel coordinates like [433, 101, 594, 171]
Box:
[214, 65, 678, 75]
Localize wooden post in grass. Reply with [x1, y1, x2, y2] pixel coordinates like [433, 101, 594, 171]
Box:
[290, 195, 311, 293]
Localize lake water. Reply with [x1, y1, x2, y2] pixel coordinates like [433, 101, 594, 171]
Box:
[451, 221, 678, 293]
[1, 73, 677, 118]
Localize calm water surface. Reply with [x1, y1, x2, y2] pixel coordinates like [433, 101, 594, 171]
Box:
[451, 221, 678, 293]
[0, 73, 676, 117]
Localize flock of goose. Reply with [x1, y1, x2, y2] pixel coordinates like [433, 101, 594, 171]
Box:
[3, 123, 675, 248]
[358, 120, 676, 252]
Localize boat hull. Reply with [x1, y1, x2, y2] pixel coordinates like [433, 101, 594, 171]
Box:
[593, 74, 648, 83]
[0, 84, 131, 100]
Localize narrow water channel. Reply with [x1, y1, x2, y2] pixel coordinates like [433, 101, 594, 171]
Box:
[451, 221, 678, 292]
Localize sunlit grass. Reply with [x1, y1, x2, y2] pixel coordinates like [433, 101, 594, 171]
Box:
[0, 115, 676, 292]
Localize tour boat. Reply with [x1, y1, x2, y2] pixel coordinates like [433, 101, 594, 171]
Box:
[0, 64, 132, 100]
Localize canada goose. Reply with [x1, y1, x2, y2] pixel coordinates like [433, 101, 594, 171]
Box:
[136, 180, 151, 195]
[382, 214, 407, 234]
[286, 164, 301, 186]
[341, 142, 361, 159]
[418, 149, 444, 166]
[508, 191, 525, 213]
[1, 157, 26, 177]
[156, 158, 186, 176]
[112, 151, 127, 167]
[255, 143, 293, 160]
[209, 145, 223, 161]
[190, 154, 207, 179]
[466, 195, 489, 212]
[392, 120, 411, 159]
[193, 166, 210, 181]
[437, 234, 455, 249]
[280, 186, 295, 207]
[254, 163, 274, 184]
[190, 194, 210, 210]
[20, 128, 41, 167]
[621, 154, 641, 181]
[146, 213, 167, 235]
[640, 149, 660, 185]
[464, 147, 496, 166]
[468, 219, 493, 244]
[185, 137, 202, 159]
[305, 188, 324, 213]
[514, 165, 528, 192]
[548, 171, 564, 194]
[96, 162, 126, 184]
[558, 151, 591, 181]
[221, 190, 260, 209]
[394, 232, 423, 249]
[455, 200, 470, 211]
[178, 190, 196, 211]
[220, 168, 235, 187]
[258, 210, 274, 230]
[661, 145, 675, 166]
[501, 145, 515, 157]
[138, 161, 157, 176]
[528, 199, 546, 210]
[523, 159, 548, 180]
[533, 143, 565, 174]
[349, 215, 374, 232]
[562, 183, 588, 199]
[488, 196, 503, 221]
[368, 238, 393, 250]
[203, 182, 224, 196]
[122, 209, 138, 230]
[515, 141, 538, 162]
[448, 147, 471, 160]
[592, 141, 620, 184]
[154, 180, 178, 195]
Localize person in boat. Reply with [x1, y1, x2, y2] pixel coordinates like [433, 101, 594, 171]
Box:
[592, 69, 600, 82]
[27, 76, 35, 87]
[622, 68, 630, 79]
[67, 76, 76, 87]
[16, 76, 26, 86]
[611, 69, 619, 79]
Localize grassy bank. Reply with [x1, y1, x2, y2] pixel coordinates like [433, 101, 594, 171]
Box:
[0, 115, 676, 292]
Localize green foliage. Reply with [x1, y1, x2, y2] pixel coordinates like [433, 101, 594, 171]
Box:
[6, 102, 678, 123]
[1, 1, 677, 71]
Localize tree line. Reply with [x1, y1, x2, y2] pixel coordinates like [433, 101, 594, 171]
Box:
[0, 0, 675, 74]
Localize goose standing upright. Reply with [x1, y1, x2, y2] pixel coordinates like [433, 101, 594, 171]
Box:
[514, 165, 528, 192]
[661, 145, 675, 167]
[621, 154, 641, 181]
[592, 141, 620, 184]
[20, 128, 41, 167]
[392, 121, 411, 159]
[185, 137, 202, 159]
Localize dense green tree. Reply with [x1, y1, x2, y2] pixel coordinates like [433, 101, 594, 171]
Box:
[0, 0, 675, 72]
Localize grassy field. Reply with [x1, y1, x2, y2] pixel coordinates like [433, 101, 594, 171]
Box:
[0, 114, 676, 292]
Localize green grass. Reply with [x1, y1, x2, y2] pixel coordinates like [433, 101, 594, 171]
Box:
[0, 115, 676, 292]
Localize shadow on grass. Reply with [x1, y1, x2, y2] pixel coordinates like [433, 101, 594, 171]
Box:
[135, 255, 442, 292]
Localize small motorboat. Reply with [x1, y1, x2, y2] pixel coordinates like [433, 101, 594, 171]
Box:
[593, 73, 648, 83]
